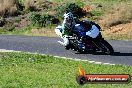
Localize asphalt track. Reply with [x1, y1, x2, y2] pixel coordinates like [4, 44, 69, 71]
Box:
[0, 35, 132, 66]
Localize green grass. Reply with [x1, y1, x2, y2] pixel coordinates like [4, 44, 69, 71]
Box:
[0, 25, 33, 35]
[0, 52, 132, 88]
[0, 25, 57, 37]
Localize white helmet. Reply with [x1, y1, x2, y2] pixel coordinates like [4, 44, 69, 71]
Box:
[63, 12, 74, 20]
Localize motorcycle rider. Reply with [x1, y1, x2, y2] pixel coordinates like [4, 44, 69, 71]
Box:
[58, 12, 76, 49]
[57, 12, 101, 50]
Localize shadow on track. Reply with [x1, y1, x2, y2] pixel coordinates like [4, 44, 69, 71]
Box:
[112, 52, 132, 56]
[75, 51, 107, 55]
[75, 51, 132, 56]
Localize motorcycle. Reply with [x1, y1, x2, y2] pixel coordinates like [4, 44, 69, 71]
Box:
[55, 21, 114, 55]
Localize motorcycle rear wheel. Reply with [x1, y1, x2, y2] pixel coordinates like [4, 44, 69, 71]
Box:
[100, 40, 114, 55]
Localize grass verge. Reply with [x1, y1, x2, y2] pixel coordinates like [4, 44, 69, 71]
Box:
[0, 25, 57, 37]
[0, 52, 132, 88]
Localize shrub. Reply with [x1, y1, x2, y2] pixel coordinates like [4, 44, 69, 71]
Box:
[28, 12, 41, 26]
[55, 3, 86, 18]
[0, 17, 5, 27]
[4, 21, 15, 31]
[28, 12, 58, 27]
[66, 3, 86, 18]
[18, 0, 25, 4]
[39, 14, 54, 27]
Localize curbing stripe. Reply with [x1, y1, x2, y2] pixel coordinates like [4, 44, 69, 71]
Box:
[109, 64, 115, 65]
[53, 55, 115, 65]
[0, 49, 20, 52]
[0, 49, 115, 65]
[81, 59, 89, 62]
[95, 62, 102, 64]
[89, 61, 95, 63]
[103, 63, 110, 64]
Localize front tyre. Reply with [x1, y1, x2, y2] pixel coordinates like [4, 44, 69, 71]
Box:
[100, 40, 114, 55]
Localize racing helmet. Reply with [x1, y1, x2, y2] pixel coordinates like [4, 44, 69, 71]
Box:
[63, 12, 74, 23]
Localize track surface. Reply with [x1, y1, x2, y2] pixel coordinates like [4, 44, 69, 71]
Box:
[0, 35, 132, 66]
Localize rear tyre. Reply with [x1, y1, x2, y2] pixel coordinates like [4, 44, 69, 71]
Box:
[100, 40, 114, 55]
